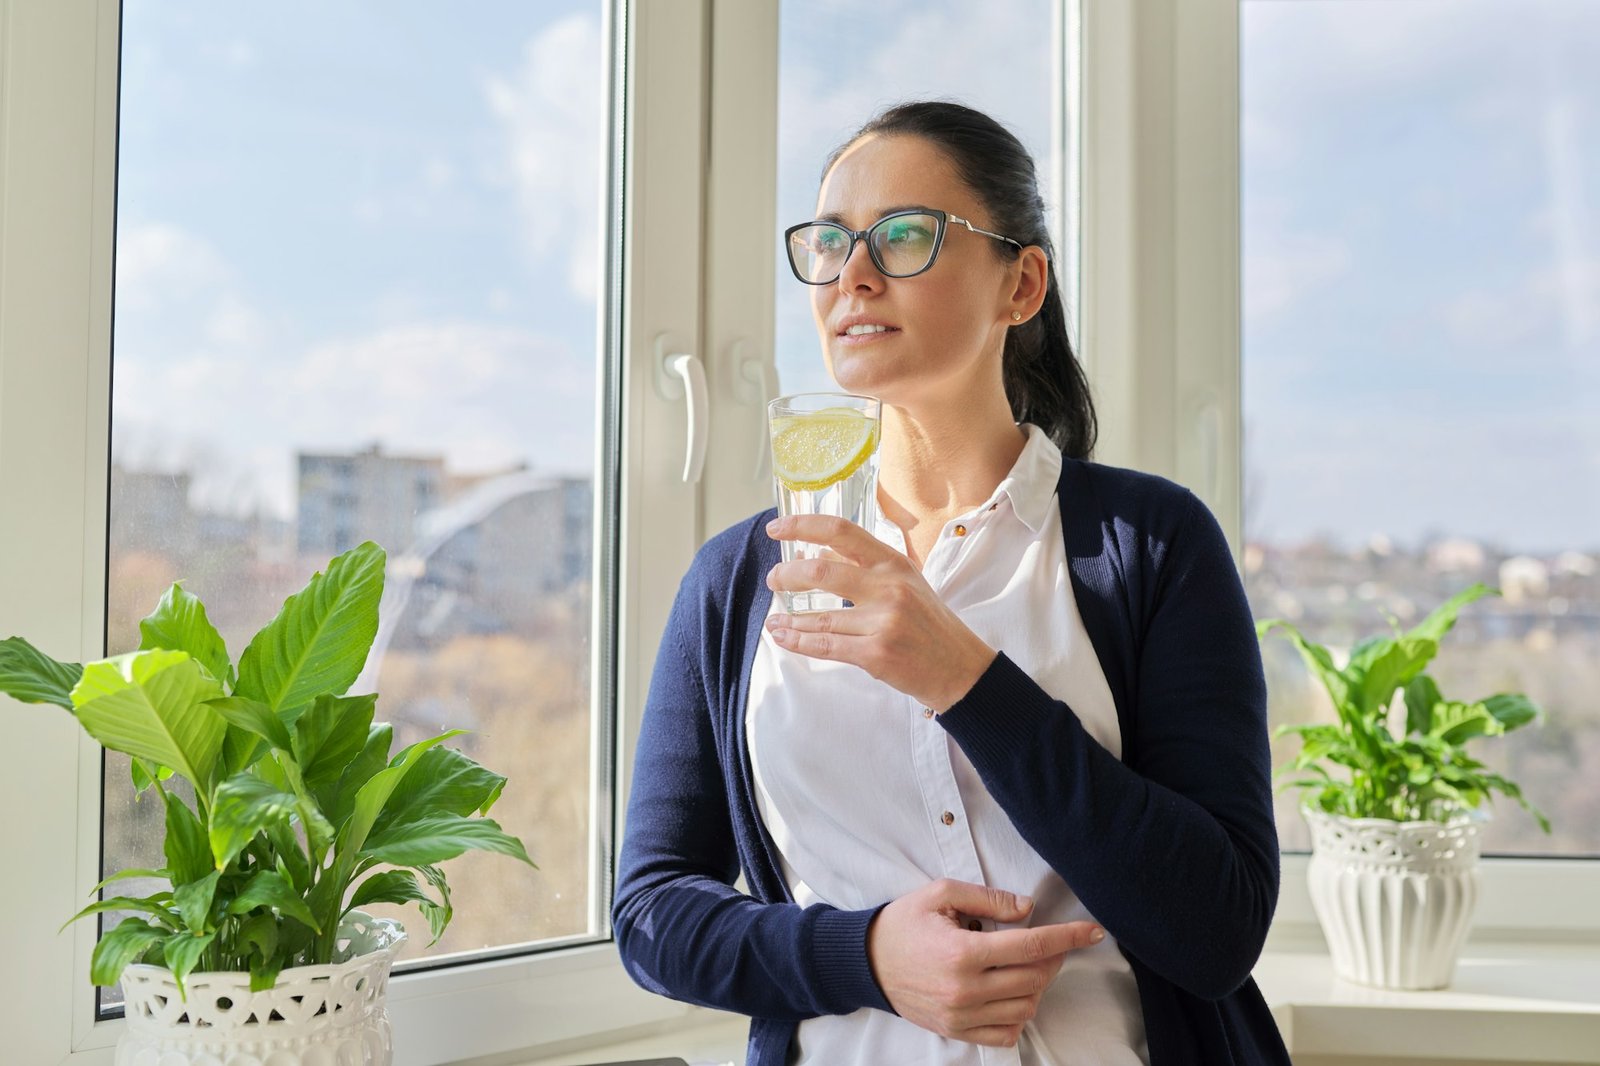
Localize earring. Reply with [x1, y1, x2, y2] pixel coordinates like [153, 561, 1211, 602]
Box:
[1011, 311, 1023, 322]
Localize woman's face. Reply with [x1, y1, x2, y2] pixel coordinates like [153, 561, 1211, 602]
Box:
[810, 134, 1022, 410]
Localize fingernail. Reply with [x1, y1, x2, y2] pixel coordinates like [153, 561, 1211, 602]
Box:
[766, 614, 789, 629]
[766, 518, 782, 535]
[1090, 928, 1105, 944]
[1017, 895, 1033, 911]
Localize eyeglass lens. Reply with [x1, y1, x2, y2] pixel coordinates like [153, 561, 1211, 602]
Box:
[788, 212, 940, 283]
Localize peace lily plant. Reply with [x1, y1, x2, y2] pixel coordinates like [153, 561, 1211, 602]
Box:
[0, 540, 532, 997]
[1257, 582, 1548, 829]
[1258, 582, 1549, 989]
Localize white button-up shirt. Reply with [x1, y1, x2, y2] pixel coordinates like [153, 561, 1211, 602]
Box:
[749, 424, 1150, 1066]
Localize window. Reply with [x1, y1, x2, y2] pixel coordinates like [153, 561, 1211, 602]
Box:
[102, 2, 610, 1010]
[1241, 0, 1600, 858]
[6, 0, 713, 1061]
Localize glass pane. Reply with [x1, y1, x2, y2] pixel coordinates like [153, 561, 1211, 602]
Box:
[104, 0, 610, 1004]
[1242, 0, 1600, 856]
[775, 0, 1069, 394]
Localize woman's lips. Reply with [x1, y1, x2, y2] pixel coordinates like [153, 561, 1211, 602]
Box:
[835, 326, 901, 346]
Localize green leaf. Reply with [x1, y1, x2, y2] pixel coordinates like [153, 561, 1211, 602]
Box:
[361, 815, 534, 868]
[348, 869, 431, 910]
[209, 773, 300, 871]
[1346, 637, 1437, 717]
[1483, 693, 1541, 732]
[1256, 619, 1355, 716]
[173, 871, 221, 934]
[72, 650, 226, 791]
[326, 723, 395, 829]
[233, 542, 386, 717]
[0, 636, 84, 709]
[162, 790, 213, 887]
[250, 957, 284, 993]
[1404, 674, 1443, 736]
[1407, 583, 1496, 644]
[372, 745, 507, 837]
[139, 582, 233, 689]
[208, 696, 293, 752]
[264, 819, 311, 894]
[62, 895, 178, 933]
[163, 930, 218, 998]
[1430, 701, 1504, 745]
[90, 918, 165, 987]
[293, 693, 377, 788]
[340, 731, 465, 859]
[238, 912, 278, 959]
[89, 867, 168, 896]
[227, 870, 320, 932]
[417, 864, 453, 944]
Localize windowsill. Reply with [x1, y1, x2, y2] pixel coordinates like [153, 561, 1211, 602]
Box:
[1257, 930, 1600, 1063]
[496, 936, 1600, 1066]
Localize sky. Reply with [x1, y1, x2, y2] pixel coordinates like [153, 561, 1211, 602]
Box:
[111, 1, 1597, 554]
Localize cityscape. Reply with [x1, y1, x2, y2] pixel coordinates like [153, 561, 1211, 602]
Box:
[100, 442, 1600, 974]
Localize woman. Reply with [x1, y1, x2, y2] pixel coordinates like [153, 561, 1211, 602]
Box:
[614, 101, 1290, 1066]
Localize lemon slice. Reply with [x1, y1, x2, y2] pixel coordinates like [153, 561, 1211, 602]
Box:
[770, 407, 881, 491]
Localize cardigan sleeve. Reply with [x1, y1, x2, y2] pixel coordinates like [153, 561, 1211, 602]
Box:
[611, 558, 893, 1020]
[936, 491, 1279, 1001]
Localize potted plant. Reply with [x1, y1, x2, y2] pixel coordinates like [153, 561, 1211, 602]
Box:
[1257, 582, 1548, 990]
[0, 541, 532, 1066]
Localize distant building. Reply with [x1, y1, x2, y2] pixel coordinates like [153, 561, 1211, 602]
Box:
[1499, 556, 1550, 604]
[110, 465, 198, 557]
[1426, 537, 1486, 574]
[296, 444, 445, 559]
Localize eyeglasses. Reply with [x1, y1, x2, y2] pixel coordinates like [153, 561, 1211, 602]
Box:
[783, 208, 1023, 286]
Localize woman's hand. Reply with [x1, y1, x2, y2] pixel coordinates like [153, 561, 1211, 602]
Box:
[868, 879, 1104, 1048]
[765, 514, 996, 711]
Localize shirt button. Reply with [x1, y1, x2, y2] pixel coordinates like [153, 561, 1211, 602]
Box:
[922, 707, 935, 719]
[988, 503, 998, 512]
[966, 919, 983, 932]
[954, 524, 968, 536]
[941, 811, 956, 826]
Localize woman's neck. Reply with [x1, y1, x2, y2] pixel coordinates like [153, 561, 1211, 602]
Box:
[876, 397, 1026, 566]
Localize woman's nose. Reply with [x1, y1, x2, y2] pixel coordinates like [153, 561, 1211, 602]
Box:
[835, 238, 884, 294]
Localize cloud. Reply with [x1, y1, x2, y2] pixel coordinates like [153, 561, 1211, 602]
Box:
[1438, 256, 1600, 352]
[483, 14, 604, 303]
[115, 223, 232, 315]
[112, 223, 594, 520]
[1242, 199, 1353, 326]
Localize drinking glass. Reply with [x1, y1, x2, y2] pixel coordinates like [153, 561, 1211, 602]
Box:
[767, 392, 881, 613]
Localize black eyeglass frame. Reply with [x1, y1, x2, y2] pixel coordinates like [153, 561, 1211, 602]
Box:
[783, 208, 1024, 286]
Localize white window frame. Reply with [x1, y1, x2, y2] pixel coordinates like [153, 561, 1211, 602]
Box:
[0, 0, 742, 1062]
[1076, 0, 1600, 942]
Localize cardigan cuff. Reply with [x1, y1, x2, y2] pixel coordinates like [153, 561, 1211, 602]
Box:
[936, 652, 1057, 764]
[811, 903, 895, 1015]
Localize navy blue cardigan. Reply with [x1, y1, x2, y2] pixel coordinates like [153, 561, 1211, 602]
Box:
[613, 456, 1291, 1065]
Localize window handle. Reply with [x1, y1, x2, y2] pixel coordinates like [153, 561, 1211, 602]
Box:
[655, 339, 707, 484]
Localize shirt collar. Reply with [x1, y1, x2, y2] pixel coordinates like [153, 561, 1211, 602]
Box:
[986, 423, 1062, 533]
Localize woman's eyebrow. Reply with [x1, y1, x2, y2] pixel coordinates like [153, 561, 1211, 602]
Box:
[815, 204, 932, 226]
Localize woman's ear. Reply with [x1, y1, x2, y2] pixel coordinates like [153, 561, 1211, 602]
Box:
[1007, 246, 1050, 322]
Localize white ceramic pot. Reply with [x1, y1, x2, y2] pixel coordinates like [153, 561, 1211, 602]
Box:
[115, 911, 406, 1066]
[1303, 806, 1482, 990]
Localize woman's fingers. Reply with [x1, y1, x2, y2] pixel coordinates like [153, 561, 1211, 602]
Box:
[766, 513, 898, 567]
[765, 554, 872, 602]
[968, 955, 1064, 1003]
[968, 920, 1104, 969]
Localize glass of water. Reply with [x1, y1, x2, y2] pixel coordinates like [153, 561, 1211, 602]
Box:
[767, 392, 881, 613]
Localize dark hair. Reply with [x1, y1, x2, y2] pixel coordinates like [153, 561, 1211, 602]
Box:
[825, 100, 1096, 459]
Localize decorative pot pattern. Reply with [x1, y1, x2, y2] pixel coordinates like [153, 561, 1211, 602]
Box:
[115, 912, 406, 1066]
[1304, 807, 1481, 990]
